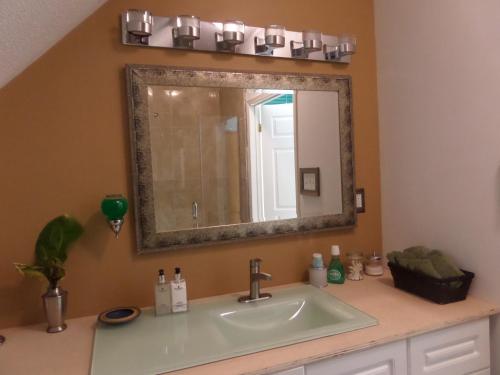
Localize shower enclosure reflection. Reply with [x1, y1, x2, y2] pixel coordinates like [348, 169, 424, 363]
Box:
[147, 85, 341, 233]
[148, 86, 248, 232]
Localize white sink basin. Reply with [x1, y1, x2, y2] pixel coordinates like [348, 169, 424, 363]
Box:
[210, 285, 375, 346]
[91, 285, 377, 375]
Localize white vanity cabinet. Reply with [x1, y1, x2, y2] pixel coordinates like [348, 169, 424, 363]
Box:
[273, 367, 305, 375]
[273, 318, 490, 375]
[408, 318, 489, 375]
[306, 340, 407, 375]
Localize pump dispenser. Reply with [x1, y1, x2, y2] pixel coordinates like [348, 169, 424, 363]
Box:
[170, 267, 188, 313]
[309, 252, 327, 288]
[155, 269, 171, 315]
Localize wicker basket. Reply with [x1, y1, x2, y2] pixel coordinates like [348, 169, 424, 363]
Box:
[388, 262, 474, 304]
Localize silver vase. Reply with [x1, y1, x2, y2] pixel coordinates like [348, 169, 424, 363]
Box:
[42, 286, 67, 333]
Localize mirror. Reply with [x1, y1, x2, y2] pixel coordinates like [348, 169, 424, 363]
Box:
[127, 65, 355, 252]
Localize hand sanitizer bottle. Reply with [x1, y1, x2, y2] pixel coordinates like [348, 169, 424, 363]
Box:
[170, 267, 188, 313]
[155, 269, 171, 316]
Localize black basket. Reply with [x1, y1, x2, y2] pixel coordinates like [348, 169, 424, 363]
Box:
[388, 262, 474, 304]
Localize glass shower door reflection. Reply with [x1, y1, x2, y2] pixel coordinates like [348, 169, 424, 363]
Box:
[148, 85, 247, 232]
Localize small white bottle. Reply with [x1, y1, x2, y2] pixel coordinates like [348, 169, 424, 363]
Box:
[309, 253, 328, 288]
[170, 267, 188, 313]
[155, 269, 171, 316]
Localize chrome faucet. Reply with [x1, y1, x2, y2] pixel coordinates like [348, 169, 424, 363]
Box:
[238, 258, 272, 303]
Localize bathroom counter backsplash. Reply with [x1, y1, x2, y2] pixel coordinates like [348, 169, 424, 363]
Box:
[1, 270, 498, 375]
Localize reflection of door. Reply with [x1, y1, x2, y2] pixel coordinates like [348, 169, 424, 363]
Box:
[260, 103, 297, 220]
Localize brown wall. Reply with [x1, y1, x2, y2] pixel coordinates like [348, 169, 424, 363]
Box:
[0, 0, 381, 329]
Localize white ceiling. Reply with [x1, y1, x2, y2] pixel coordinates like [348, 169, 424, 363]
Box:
[0, 0, 108, 89]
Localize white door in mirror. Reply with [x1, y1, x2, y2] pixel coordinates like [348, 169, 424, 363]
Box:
[260, 102, 297, 221]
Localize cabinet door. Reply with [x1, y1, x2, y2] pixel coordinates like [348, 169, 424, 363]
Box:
[409, 318, 490, 375]
[467, 369, 490, 375]
[306, 340, 407, 375]
[274, 367, 305, 375]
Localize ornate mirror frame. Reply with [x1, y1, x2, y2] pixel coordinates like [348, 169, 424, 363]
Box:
[126, 65, 356, 253]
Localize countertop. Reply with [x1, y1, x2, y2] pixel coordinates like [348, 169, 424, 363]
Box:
[1, 271, 498, 375]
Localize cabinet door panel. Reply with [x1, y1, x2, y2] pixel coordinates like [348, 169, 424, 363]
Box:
[306, 340, 407, 375]
[274, 367, 305, 375]
[467, 368, 490, 375]
[409, 318, 489, 375]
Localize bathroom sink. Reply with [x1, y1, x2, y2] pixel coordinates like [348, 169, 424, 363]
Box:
[91, 285, 377, 375]
[210, 285, 374, 346]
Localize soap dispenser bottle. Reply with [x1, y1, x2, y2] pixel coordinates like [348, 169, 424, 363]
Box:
[170, 267, 188, 313]
[155, 269, 171, 316]
[309, 253, 327, 288]
[327, 245, 345, 284]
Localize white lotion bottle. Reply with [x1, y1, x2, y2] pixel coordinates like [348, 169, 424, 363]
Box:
[170, 267, 188, 313]
[309, 253, 327, 288]
[155, 269, 171, 316]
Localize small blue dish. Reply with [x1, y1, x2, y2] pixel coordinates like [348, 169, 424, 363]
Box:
[98, 306, 141, 325]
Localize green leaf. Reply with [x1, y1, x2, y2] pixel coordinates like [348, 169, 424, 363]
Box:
[36, 244, 50, 267]
[35, 215, 83, 266]
[16, 215, 83, 286]
[48, 224, 64, 256]
[14, 263, 46, 279]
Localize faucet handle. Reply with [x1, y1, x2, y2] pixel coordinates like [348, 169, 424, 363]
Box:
[250, 258, 262, 266]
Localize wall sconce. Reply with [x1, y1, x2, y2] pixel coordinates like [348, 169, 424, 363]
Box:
[125, 9, 153, 44]
[172, 15, 200, 49]
[255, 25, 285, 55]
[101, 194, 128, 238]
[216, 20, 245, 52]
[291, 30, 323, 58]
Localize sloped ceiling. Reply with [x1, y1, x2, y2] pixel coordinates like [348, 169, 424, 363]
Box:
[0, 0, 108, 88]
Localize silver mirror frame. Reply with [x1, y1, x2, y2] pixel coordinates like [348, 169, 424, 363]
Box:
[126, 65, 356, 253]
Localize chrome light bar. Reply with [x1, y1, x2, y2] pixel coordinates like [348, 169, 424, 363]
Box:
[121, 10, 356, 64]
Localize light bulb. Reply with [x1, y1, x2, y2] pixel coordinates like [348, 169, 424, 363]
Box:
[126, 9, 153, 36]
[265, 25, 285, 48]
[173, 15, 200, 40]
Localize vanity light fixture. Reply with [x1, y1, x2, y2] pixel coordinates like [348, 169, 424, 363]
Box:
[125, 9, 153, 44]
[324, 35, 357, 61]
[216, 20, 245, 52]
[338, 34, 357, 56]
[101, 194, 129, 238]
[120, 10, 356, 64]
[255, 25, 286, 55]
[172, 15, 200, 49]
[223, 20, 245, 43]
[323, 37, 339, 61]
[291, 30, 323, 58]
[302, 30, 323, 51]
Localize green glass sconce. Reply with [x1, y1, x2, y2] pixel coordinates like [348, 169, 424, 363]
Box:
[101, 194, 128, 238]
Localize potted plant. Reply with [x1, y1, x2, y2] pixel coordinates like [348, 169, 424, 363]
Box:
[14, 215, 83, 333]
